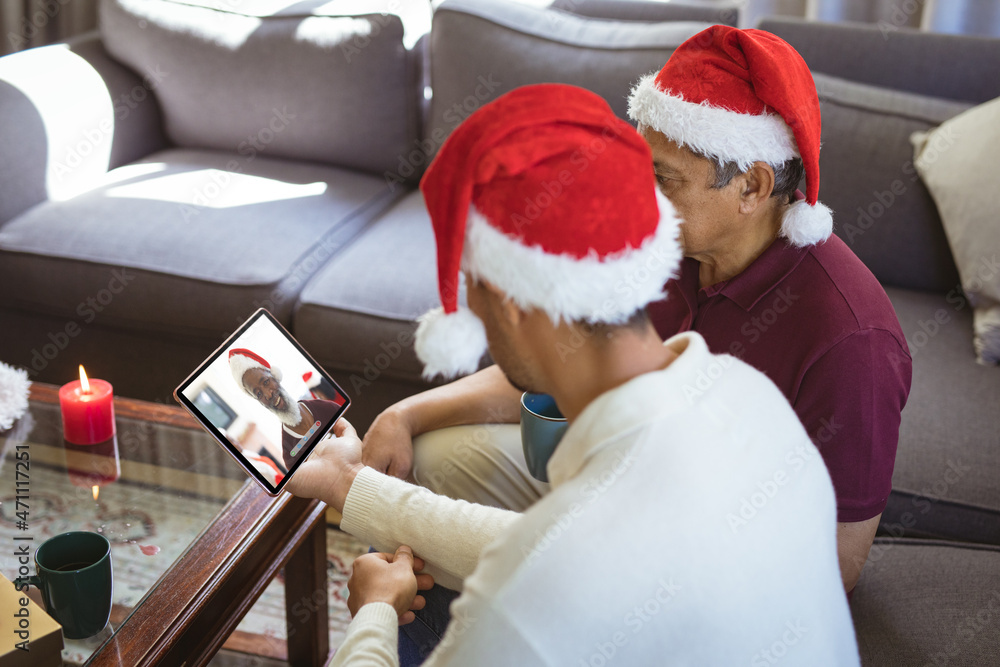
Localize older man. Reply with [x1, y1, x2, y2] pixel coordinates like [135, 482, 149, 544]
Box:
[288, 83, 857, 666]
[228, 348, 345, 469]
[361, 26, 911, 596]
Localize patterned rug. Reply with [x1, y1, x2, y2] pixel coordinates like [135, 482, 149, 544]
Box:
[0, 452, 369, 663]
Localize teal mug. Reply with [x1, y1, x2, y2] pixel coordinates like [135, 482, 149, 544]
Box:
[15, 531, 113, 639]
[520, 393, 568, 483]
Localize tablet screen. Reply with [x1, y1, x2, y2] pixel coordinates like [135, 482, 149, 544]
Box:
[175, 309, 349, 495]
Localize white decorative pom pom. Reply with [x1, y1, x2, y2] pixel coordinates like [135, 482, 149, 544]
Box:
[780, 199, 834, 247]
[414, 307, 488, 380]
[271, 366, 283, 382]
[0, 361, 30, 431]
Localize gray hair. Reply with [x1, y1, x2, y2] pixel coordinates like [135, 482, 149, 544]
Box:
[706, 156, 804, 205]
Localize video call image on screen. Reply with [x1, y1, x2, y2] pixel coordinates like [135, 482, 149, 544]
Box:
[181, 316, 346, 488]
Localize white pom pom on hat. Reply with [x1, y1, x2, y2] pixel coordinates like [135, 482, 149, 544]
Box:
[414, 307, 489, 381]
[780, 199, 834, 247]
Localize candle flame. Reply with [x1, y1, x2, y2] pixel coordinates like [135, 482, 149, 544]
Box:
[92, 485, 99, 501]
[79, 365, 91, 393]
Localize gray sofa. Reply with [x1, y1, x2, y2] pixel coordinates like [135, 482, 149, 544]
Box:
[1, 0, 998, 663]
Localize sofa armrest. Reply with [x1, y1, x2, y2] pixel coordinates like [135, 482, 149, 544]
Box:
[550, 0, 740, 26]
[0, 32, 166, 225]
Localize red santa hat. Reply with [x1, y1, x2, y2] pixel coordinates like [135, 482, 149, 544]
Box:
[228, 348, 282, 391]
[415, 83, 683, 380]
[628, 25, 832, 247]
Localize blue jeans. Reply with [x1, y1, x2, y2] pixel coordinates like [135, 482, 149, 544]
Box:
[398, 583, 459, 665]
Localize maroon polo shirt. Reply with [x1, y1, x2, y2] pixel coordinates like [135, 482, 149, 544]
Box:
[648, 234, 912, 523]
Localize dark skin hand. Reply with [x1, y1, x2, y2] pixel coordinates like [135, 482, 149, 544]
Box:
[347, 545, 436, 625]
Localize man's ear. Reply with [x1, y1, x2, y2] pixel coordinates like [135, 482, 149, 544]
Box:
[497, 292, 524, 327]
[736, 161, 776, 215]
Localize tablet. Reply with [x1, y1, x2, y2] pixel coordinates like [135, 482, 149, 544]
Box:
[174, 309, 350, 495]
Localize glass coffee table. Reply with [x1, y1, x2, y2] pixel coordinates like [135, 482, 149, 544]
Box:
[0, 383, 332, 665]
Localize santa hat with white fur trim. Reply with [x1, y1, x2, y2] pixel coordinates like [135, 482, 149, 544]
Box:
[628, 25, 832, 247]
[229, 348, 282, 392]
[415, 83, 684, 380]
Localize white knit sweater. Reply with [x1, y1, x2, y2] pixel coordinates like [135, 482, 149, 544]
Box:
[332, 332, 859, 666]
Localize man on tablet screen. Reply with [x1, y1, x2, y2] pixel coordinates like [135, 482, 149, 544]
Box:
[228, 348, 345, 469]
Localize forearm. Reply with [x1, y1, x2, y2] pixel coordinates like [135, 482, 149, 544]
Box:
[340, 467, 519, 590]
[837, 515, 880, 593]
[392, 365, 522, 435]
[328, 603, 399, 667]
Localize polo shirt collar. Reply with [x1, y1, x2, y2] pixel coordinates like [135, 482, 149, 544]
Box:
[705, 238, 812, 312]
[546, 331, 715, 487]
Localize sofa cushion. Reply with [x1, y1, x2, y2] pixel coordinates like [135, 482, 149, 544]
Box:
[912, 96, 1000, 365]
[813, 72, 972, 293]
[293, 190, 451, 394]
[99, 0, 422, 174]
[881, 287, 1000, 545]
[418, 0, 708, 176]
[0, 148, 398, 338]
[851, 538, 1000, 666]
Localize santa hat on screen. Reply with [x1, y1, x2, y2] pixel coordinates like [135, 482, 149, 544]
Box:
[415, 83, 684, 380]
[302, 371, 321, 399]
[628, 25, 832, 247]
[229, 348, 282, 391]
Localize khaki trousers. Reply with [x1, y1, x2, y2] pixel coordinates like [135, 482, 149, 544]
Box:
[410, 424, 550, 512]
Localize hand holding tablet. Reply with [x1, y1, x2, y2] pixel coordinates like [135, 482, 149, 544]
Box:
[174, 309, 351, 495]
[283, 419, 365, 512]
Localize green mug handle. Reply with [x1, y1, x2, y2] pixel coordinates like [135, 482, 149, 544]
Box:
[13, 575, 41, 590]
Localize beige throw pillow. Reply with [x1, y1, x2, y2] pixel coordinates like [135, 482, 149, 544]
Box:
[912, 96, 1000, 365]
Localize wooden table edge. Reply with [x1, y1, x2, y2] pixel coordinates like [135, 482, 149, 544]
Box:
[26, 383, 331, 665]
[30, 382, 201, 430]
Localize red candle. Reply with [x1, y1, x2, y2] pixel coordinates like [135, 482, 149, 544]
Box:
[59, 365, 115, 445]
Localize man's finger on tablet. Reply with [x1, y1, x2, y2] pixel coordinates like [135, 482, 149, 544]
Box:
[334, 418, 358, 440]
